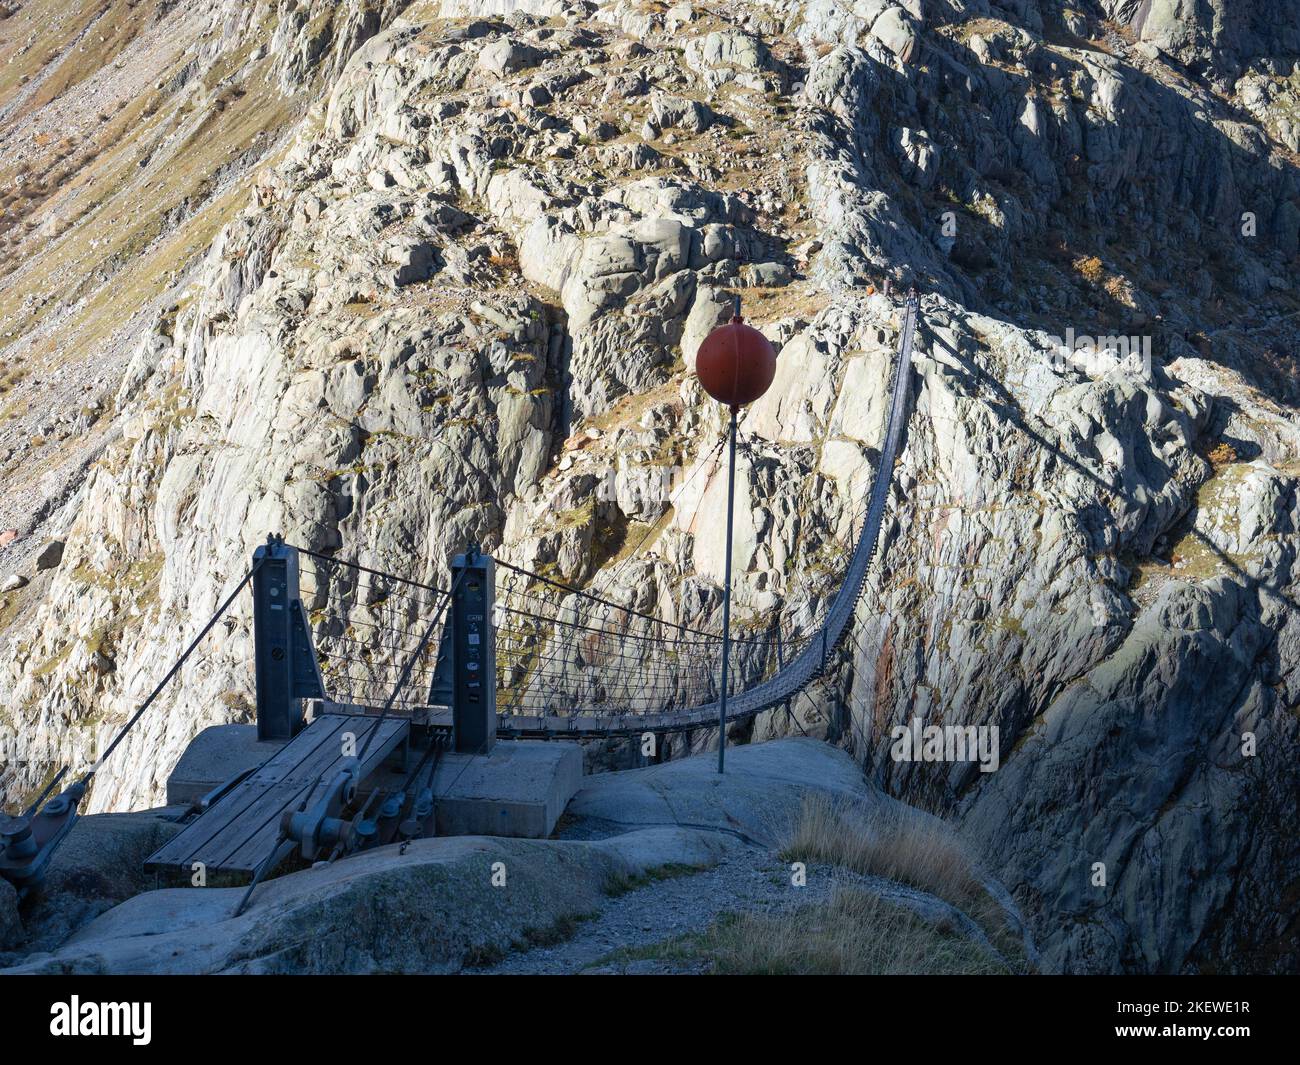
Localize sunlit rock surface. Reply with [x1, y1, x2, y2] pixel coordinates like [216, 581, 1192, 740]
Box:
[0, 0, 1297, 973]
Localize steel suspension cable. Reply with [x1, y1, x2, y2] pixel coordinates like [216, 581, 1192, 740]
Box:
[492, 556, 729, 642]
[82, 564, 259, 786]
[293, 544, 451, 597]
[357, 568, 466, 764]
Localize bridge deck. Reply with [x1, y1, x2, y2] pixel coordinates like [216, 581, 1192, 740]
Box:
[329, 703, 729, 739]
[145, 713, 409, 879]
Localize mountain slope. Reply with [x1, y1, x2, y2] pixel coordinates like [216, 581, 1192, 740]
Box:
[1, 0, 1297, 973]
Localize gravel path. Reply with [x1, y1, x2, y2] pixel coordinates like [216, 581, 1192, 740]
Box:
[474, 843, 828, 975]
[474, 813, 1023, 975]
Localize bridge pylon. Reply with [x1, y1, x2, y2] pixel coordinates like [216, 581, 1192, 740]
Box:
[252, 535, 324, 741]
[448, 546, 496, 754]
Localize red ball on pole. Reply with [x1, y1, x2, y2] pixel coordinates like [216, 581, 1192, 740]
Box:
[693, 303, 777, 776]
[695, 314, 777, 409]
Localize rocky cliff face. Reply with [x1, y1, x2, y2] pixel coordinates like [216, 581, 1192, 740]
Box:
[1, 0, 1297, 973]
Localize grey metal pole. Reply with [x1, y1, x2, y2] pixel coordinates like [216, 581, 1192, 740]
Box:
[718, 405, 738, 774]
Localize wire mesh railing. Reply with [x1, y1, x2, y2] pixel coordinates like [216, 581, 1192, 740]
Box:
[295, 549, 450, 713]
[289, 543, 835, 723]
[491, 570, 782, 718]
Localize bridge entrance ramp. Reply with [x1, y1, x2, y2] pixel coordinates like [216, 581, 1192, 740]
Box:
[145, 713, 409, 880]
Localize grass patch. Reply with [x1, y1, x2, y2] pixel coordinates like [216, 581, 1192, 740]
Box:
[993, 613, 1027, 637]
[1168, 528, 1232, 579]
[604, 862, 708, 897]
[1205, 441, 1239, 470]
[0, 25, 294, 373]
[463, 910, 597, 967]
[463, 942, 507, 967]
[514, 910, 597, 948]
[704, 890, 1007, 974]
[778, 794, 1027, 969]
[599, 889, 1007, 975]
[555, 500, 595, 529]
[0, 586, 26, 631]
[31, 639, 73, 677]
[724, 281, 829, 325]
[780, 795, 982, 903]
[1073, 254, 1105, 284]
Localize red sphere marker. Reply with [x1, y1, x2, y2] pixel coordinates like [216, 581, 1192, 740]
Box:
[695, 315, 777, 409]
[694, 305, 778, 776]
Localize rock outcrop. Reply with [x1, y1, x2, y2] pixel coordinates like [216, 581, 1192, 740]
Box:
[3, 739, 1029, 974]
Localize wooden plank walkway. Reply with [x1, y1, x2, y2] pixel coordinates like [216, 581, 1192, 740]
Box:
[146, 714, 409, 878]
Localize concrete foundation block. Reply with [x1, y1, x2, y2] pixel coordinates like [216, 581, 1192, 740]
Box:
[165, 724, 286, 807]
[430, 741, 582, 838]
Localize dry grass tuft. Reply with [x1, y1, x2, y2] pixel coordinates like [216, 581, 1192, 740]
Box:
[778, 794, 1028, 969]
[1073, 254, 1105, 284]
[1205, 441, 1239, 469]
[780, 794, 982, 903]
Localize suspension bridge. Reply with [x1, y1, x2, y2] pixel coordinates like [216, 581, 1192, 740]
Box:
[0, 293, 920, 902]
